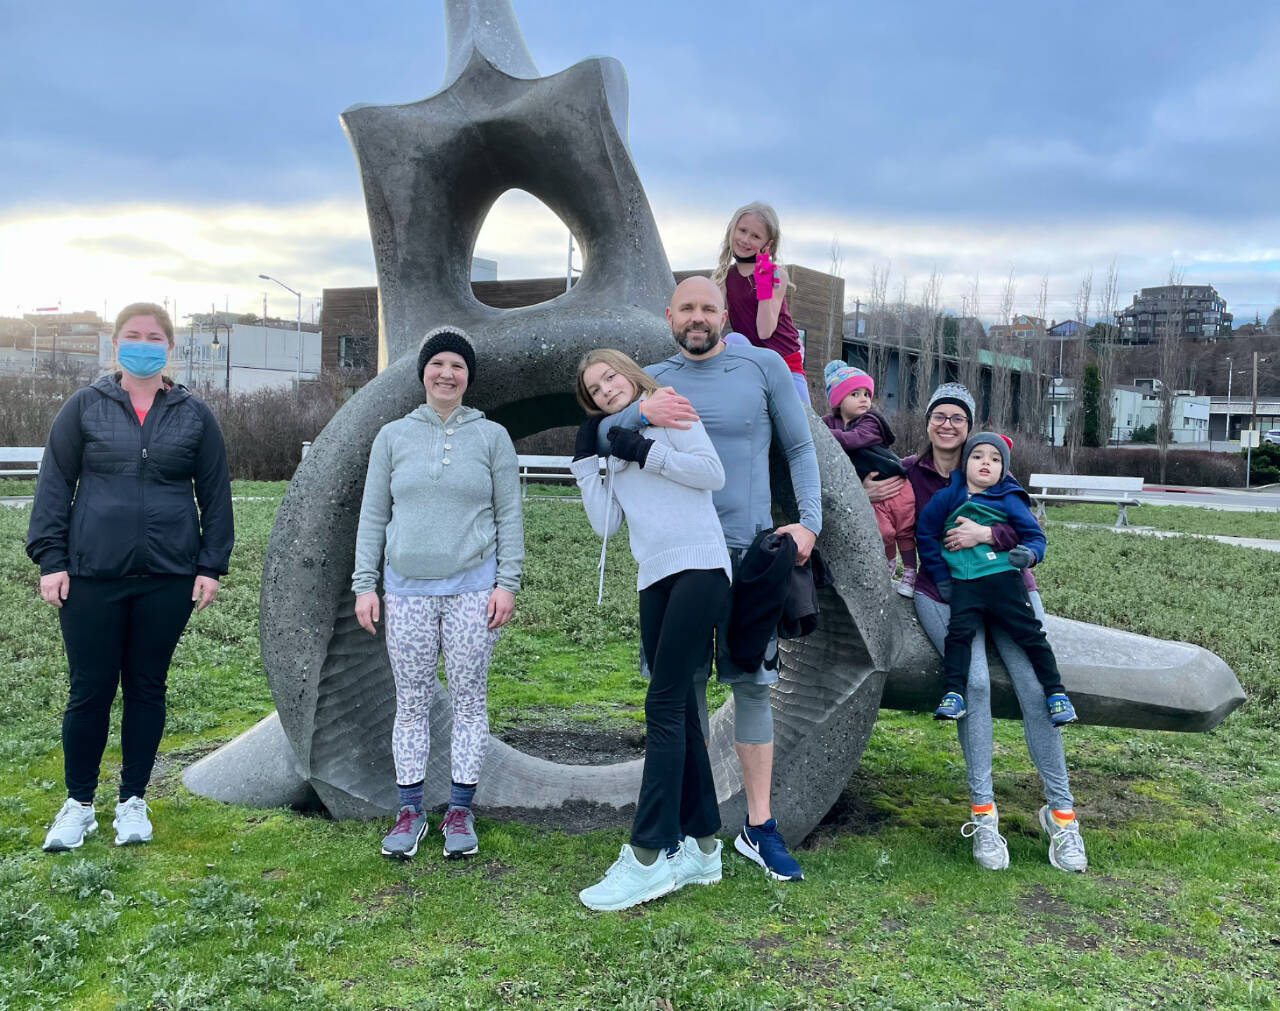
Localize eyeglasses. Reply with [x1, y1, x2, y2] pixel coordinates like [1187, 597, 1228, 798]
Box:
[928, 412, 968, 428]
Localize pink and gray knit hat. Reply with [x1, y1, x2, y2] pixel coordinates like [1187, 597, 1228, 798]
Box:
[823, 360, 874, 407]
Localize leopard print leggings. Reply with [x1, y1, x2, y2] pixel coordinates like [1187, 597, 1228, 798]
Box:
[384, 590, 499, 786]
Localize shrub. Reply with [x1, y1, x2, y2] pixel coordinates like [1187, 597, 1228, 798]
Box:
[1245, 443, 1280, 485]
[1130, 423, 1157, 443]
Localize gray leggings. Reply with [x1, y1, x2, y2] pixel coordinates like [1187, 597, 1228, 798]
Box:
[915, 591, 1073, 810]
[693, 680, 772, 745]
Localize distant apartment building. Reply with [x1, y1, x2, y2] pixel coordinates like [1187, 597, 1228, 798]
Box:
[1117, 285, 1232, 344]
[1046, 319, 1082, 338]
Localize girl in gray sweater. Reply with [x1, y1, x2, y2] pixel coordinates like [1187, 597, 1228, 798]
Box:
[571, 349, 732, 912]
[352, 327, 523, 862]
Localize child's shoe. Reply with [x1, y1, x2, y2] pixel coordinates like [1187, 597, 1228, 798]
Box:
[933, 692, 966, 720]
[1047, 693, 1078, 727]
[896, 568, 917, 598]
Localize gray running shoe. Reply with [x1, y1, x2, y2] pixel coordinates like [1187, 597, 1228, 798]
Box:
[380, 806, 429, 860]
[960, 807, 1010, 870]
[669, 837, 722, 890]
[441, 806, 478, 859]
[42, 798, 97, 852]
[1038, 806, 1088, 873]
[113, 796, 153, 846]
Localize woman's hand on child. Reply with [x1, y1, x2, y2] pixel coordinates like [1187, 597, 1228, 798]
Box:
[354, 591, 380, 634]
[944, 516, 993, 551]
[486, 587, 515, 629]
[862, 472, 904, 503]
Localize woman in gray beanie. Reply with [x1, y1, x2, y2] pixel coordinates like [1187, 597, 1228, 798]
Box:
[862, 382, 1087, 875]
[352, 326, 524, 862]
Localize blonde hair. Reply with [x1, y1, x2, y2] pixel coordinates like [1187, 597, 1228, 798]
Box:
[114, 302, 175, 346]
[575, 348, 660, 415]
[711, 201, 794, 292]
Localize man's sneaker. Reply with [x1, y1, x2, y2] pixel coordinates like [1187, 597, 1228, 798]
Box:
[42, 798, 97, 852]
[441, 806, 478, 859]
[734, 818, 803, 881]
[960, 807, 1010, 870]
[380, 806, 429, 860]
[669, 837, 722, 890]
[1038, 806, 1088, 873]
[113, 796, 152, 846]
[934, 692, 967, 720]
[579, 844, 676, 911]
[896, 568, 918, 598]
[1047, 693, 1078, 727]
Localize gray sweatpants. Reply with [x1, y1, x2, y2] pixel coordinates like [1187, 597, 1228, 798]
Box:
[915, 591, 1073, 811]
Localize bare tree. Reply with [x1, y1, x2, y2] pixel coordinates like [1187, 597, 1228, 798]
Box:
[1156, 264, 1185, 482]
[1094, 261, 1120, 446]
[1063, 270, 1093, 470]
[1019, 274, 1050, 442]
[956, 272, 982, 395]
[867, 261, 890, 398]
[988, 265, 1017, 429]
[915, 269, 942, 412]
[894, 277, 909, 414]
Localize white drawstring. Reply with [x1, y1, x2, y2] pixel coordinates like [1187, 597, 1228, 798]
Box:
[595, 463, 615, 605]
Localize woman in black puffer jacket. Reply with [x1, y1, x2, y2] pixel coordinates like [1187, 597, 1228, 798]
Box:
[26, 302, 233, 852]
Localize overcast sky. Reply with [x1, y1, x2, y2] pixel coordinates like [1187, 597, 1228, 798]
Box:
[2, 0, 1277, 327]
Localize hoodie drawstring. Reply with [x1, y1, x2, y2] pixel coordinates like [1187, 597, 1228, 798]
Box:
[595, 464, 616, 605]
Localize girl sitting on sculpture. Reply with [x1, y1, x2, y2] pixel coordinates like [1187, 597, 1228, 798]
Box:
[571, 348, 732, 911]
[352, 327, 524, 861]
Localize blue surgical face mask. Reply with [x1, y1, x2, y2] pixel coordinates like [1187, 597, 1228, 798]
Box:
[117, 339, 168, 378]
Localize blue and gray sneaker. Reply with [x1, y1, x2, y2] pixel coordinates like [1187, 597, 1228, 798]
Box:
[441, 806, 479, 859]
[934, 692, 967, 720]
[380, 806, 429, 860]
[1047, 693, 1078, 727]
[734, 818, 803, 881]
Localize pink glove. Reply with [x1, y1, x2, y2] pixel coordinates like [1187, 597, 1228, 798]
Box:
[753, 247, 778, 300]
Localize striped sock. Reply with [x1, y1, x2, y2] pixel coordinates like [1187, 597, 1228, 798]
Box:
[397, 781, 425, 812]
[971, 802, 994, 816]
[1051, 808, 1076, 827]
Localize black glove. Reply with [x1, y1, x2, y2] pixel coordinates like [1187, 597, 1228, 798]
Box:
[573, 415, 604, 461]
[1007, 545, 1036, 570]
[936, 576, 953, 603]
[606, 427, 654, 466]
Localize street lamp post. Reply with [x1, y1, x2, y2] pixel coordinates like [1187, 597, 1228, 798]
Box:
[210, 324, 233, 392]
[259, 274, 303, 385]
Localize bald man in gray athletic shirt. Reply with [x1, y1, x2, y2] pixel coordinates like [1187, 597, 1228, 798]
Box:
[598, 276, 821, 880]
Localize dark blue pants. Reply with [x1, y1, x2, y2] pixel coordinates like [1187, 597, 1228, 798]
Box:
[58, 575, 195, 803]
[632, 568, 729, 849]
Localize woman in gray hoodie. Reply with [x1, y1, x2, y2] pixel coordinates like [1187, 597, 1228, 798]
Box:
[352, 327, 523, 861]
[572, 348, 732, 912]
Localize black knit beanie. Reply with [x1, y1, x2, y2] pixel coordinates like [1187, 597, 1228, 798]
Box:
[417, 326, 476, 384]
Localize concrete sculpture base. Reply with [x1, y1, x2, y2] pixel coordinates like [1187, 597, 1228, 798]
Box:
[187, 1, 1245, 840]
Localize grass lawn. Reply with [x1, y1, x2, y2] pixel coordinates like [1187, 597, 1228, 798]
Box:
[2, 485, 1279, 1009]
[1044, 501, 1280, 540]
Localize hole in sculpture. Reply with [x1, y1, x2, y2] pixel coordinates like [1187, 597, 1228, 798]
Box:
[473, 190, 585, 307]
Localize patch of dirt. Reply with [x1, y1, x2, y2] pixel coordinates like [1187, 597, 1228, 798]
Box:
[878, 917, 907, 933]
[482, 797, 635, 835]
[747, 933, 787, 953]
[260, 867, 288, 880]
[481, 859, 516, 881]
[496, 725, 645, 765]
[803, 774, 891, 847]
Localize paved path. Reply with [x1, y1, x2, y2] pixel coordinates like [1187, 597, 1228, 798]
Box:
[1135, 487, 1280, 511]
[1056, 522, 1280, 553]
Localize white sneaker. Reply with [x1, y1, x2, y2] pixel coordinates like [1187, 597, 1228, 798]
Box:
[669, 836, 722, 890]
[42, 798, 97, 852]
[113, 796, 153, 846]
[579, 844, 676, 911]
[960, 807, 1010, 870]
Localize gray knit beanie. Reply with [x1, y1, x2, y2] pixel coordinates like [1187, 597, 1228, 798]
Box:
[963, 432, 1012, 474]
[926, 382, 975, 426]
[417, 326, 476, 383]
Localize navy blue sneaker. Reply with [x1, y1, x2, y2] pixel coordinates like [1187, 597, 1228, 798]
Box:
[934, 692, 967, 720]
[734, 818, 803, 881]
[1047, 693, 1078, 727]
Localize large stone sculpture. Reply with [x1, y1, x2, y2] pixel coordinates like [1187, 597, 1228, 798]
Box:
[184, 0, 1244, 840]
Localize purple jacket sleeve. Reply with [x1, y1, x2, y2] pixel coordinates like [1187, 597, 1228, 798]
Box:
[822, 413, 883, 452]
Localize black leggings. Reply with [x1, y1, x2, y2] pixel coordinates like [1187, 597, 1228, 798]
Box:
[632, 568, 730, 849]
[943, 569, 1064, 699]
[58, 575, 195, 803]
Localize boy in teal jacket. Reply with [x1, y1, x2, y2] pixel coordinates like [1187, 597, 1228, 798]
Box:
[916, 433, 1077, 727]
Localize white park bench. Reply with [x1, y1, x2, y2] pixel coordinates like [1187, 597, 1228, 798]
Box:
[0, 447, 43, 479]
[517, 454, 576, 499]
[1029, 472, 1144, 528]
